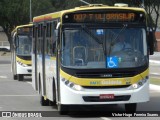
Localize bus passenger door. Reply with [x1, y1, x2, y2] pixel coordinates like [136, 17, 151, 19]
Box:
[32, 26, 38, 91]
[42, 25, 47, 96]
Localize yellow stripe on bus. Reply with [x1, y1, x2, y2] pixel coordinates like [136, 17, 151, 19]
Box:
[60, 69, 149, 86]
[16, 56, 31, 65]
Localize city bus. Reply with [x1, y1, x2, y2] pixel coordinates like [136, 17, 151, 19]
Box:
[32, 4, 155, 114]
[11, 23, 32, 81]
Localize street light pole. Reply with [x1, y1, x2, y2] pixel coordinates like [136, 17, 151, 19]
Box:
[79, 0, 90, 5]
[142, 0, 144, 8]
[30, 0, 32, 22]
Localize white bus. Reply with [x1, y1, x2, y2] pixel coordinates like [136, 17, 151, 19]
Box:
[11, 24, 32, 81]
[32, 4, 155, 114]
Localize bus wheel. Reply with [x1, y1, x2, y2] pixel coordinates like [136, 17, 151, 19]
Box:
[58, 104, 68, 115]
[125, 103, 137, 112]
[39, 82, 49, 106]
[40, 95, 50, 106]
[13, 74, 18, 80]
[18, 74, 23, 81]
[52, 81, 56, 106]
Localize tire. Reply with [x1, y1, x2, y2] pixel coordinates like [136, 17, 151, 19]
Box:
[52, 81, 57, 106]
[18, 74, 23, 81]
[58, 104, 68, 115]
[13, 74, 18, 80]
[39, 78, 49, 106]
[40, 95, 49, 106]
[125, 103, 137, 112]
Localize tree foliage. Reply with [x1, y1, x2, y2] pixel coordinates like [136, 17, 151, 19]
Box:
[144, 0, 160, 32]
[0, 0, 160, 43]
[0, 0, 54, 42]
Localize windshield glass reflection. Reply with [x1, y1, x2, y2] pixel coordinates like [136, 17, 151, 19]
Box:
[61, 27, 148, 69]
[16, 35, 32, 56]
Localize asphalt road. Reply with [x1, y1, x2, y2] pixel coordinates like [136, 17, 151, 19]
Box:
[0, 52, 160, 120]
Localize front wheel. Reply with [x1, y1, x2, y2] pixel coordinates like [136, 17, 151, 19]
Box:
[18, 74, 23, 81]
[125, 103, 137, 112]
[40, 95, 50, 106]
[58, 104, 68, 115]
[52, 81, 57, 106]
[39, 81, 49, 106]
[13, 74, 18, 80]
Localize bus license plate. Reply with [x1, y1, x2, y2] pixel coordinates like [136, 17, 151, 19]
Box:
[99, 94, 114, 100]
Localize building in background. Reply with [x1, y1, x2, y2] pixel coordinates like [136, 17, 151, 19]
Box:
[0, 26, 10, 51]
[155, 29, 160, 52]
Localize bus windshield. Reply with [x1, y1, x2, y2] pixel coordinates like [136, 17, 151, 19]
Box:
[61, 26, 148, 69]
[16, 35, 32, 56]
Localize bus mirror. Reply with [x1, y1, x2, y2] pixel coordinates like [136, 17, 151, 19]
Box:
[15, 35, 19, 48]
[13, 35, 18, 49]
[148, 31, 155, 55]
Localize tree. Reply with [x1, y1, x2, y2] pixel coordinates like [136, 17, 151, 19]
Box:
[144, 0, 160, 32]
[0, 0, 28, 43]
[0, 0, 160, 44]
[0, 0, 54, 43]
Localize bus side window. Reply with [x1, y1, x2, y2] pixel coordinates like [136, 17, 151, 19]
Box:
[52, 21, 57, 56]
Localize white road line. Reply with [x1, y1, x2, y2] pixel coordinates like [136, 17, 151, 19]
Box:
[0, 95, 38, 97]
[149, 60, 160, 64]
[0, 76, 7, 79]
[150, 84, 160, 91]
[26, 81, 32, 85]
[101, 117, 112, 120]
[151, 73, 160, 75]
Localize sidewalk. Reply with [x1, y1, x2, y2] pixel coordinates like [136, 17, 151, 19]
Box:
[149, 52, 160, 91]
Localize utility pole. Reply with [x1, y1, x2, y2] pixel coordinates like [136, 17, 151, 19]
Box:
[141, 0, 144, 8]
[30, 0, 32, 22]
[79, 0, 90, 5]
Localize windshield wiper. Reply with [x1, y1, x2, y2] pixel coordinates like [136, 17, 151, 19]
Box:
[81, 25, 102, 44]
[81, 25, 106, 54]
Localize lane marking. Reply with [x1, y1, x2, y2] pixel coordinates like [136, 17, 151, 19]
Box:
[26, 82, 32, 86]
[150, 84, 160, 92]
[0, 95, 38, 97]
[151, 73, 160, 75]
[101, 117, 112, 120]
[0, 76, 7, 79]
[149, 60, 160, 64]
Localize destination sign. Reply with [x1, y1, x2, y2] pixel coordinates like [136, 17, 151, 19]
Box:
[63, 11, 145, 23]
[74, 13, 135, 22]
[17, 27, 32, 34]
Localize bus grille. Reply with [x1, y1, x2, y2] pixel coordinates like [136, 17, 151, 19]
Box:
[82, 85, 130, 89]
[75, 72, 136, 78]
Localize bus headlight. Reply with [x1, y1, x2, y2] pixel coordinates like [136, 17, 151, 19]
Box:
[131, 76, 148, 89]
[73, 84, 83, 91]
[17, 61, 28, 67]
[61, 78, 83, 91]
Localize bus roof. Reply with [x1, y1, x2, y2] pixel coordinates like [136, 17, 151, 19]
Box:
[33, 4, 147, 23]
[11, 23, 33, 35]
